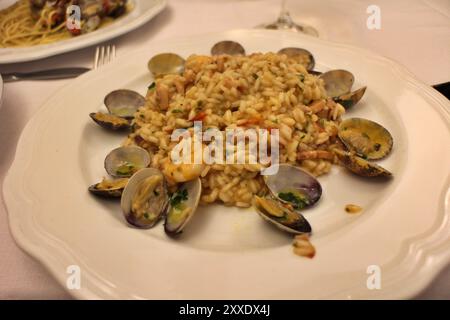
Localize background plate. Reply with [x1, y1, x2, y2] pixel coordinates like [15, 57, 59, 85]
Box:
[3, 29, 450, 299]
[0, 0, 166, 64]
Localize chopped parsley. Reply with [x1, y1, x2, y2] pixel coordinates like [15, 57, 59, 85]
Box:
[170, 189, 188, 209]
[299, 74, 305, 82]
[278, 191, 309, 210]
[148, 82, 156, 90]
[172, 109, 183, 113]
[116, 162, 135, 176]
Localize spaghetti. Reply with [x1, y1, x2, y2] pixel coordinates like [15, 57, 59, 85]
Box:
[0, 0, 128, 48]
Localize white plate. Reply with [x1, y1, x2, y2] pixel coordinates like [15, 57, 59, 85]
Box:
[0, 74, 3, 109]
[4, 29, 450, 299]
[0, 0, 166, 64]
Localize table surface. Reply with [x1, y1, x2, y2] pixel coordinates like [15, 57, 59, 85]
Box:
[0, 0, 449, 300]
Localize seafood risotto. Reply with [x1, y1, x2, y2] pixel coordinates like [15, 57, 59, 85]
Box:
[123, 53, 347, 208]
[89, 41, 393, 240]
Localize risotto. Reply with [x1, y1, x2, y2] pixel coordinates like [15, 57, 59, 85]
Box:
[124, 52, 346, 208]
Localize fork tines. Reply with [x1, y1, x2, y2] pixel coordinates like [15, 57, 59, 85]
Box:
[94, 45, 116, 69]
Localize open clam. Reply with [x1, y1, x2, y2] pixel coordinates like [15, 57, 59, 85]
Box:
[104, 146, 151, 178]
[334, 149, 392, 178]
[148, 53, 185, 77]
[333, 86, 367, 110]
[121, 168, 169, 228]
[89, 112, 131, 131]
[90, 89, 144, 131]
[164, 178, 202, 236]
[278, 47, 315, 71]
[338, 118, 393, 160]
[264, 164, 322, 209]
[253, 196, 312, 234]
[319, 69, 354, 98]
[104, 89, 145, 119]
[88, 178, 128, 198]
[211, 40, 246, 56]
[319, 70, 366, 109]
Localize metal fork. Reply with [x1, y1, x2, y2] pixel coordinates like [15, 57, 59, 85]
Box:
[94, 45, 116, 69]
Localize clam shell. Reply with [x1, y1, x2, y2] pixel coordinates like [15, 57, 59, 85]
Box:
[104, 89, 145, 119]
[164, 178, 202, 236]
[264, 164, 322, 209]
[334, 86, 367, 109]
[253, 196, 312, 234]
[88, 178, 128, 198]
[278, 47, 315, 71]
[121, 168, 169, 228]
[104, 146, 151, 178]
[319, 69, 355, 98]
[338, 118, 393, 160]
[89, 112, 131, 131]
[334, 149, 392, 178]
[147, 53, 185, 77]
[211, 41, 246, 56]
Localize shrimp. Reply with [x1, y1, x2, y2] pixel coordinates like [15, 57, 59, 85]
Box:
[156, 83, 169, 110]
[297, 150, 334, 161]
[162, 159, 204, 184]
[162, 138, 206, 183]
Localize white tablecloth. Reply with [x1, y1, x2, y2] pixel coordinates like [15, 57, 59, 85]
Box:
[0, 0, 449, 300]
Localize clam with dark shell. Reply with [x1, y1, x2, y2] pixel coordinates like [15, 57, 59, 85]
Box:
[90, 89, 145, 130]
[253, 196, 312, 234]
[88, 178, 129, 198]
[253, 164, 321, 235]
[334, 149, 392, 178]
[89, 112, 131, 131]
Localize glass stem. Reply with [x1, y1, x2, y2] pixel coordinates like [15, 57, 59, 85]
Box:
[278, 0, 294, 27]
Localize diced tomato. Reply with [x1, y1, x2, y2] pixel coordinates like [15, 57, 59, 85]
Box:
[246, 117, 261, 125]
[191, 112, 207, 122]
[103, 0, 111, 14]
[68, 27, 81, 36]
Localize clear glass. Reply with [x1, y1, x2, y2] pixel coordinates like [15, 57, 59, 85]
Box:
[260, 0, 318, 37]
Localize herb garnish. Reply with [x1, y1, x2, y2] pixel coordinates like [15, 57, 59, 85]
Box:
[170, 189, 188, 208]
[116, 162, 135, 176]
[278, 191, 308, 210]
[148, 82, 156, 90]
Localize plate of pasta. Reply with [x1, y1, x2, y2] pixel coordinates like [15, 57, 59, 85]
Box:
[0, 0, 166, 64]
[3, 29, 450, 299]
